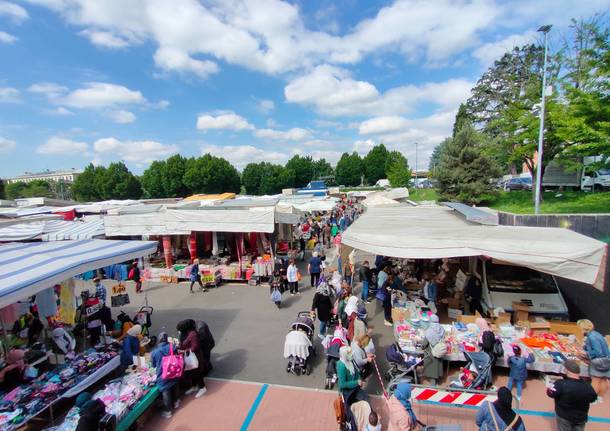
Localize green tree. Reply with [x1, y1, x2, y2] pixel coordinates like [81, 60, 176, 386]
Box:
[0, 179, 4, 199]
[5, 182, 27, 200]
[162, 154, 190, 197]
[259, 164, 295, 195]
[183, 154, 241, 194]
[436, 125, 501, 205]
[141, 160, 167, 198]
[363, 144, 389, 184]
[429, 138, 451, 174]
[335, 152, 364, 186]
[312, 158, 334, 179]
[285, 155, 314, 188]
[241, 162, 265, 195]
[453, 104, 472, 138]
[71, 164, 102, 201]
[98, 162, 142, 200]
[385, 151, 411, 187]
[5, 180, 53, 199]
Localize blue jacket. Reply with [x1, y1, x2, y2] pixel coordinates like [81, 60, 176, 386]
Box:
[585, 330, 610, 360]
[508, 354, 535, 381]
[151, 342, 179, 391]
[120, 335, 140, 367]
[476, 401, 525, 431]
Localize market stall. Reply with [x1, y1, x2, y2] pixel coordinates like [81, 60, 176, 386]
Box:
[0, 239, 158, 430]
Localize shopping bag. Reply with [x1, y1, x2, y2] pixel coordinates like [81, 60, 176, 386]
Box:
[161, 343, 184, 379]
[184, 350, 199, 371]
[297, 271, 302, 282]
[128, 267, 135, 280]
[271, 288, 281, 303]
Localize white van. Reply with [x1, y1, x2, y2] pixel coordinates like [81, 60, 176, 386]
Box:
[472, 258, 569, 319]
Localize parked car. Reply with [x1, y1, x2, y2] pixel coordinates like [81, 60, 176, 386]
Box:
[504, 177, 532, 191]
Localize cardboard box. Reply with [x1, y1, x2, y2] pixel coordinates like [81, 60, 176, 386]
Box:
[448, 308, 463, 319]
[549, 321, 584, 341]
[447, 297, 462, 308]
[512, 302, 530, 323]
[518, 319, 551, 335]
[493, 312, 512, 325]
[392, 308, 406, 322]
[457, 314, 480, 324]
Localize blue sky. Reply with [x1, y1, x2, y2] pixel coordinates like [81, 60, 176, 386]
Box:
[0, 0, 607, 177]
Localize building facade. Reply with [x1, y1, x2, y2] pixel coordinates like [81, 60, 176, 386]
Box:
[4, 169, 82, 184]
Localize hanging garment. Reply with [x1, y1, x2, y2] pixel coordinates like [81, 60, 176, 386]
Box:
[35, 287, 58, 318]
[58, 279, 76, 324]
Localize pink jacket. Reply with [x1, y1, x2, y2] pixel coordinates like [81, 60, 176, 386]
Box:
[387, 395, 413, 431]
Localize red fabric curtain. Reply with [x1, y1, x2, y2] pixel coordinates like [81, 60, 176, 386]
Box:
[189, 232, 197, 262]
[162, 236, 173, 268]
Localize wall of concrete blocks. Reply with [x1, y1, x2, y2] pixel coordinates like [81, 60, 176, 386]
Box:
[498, 212, 610, 332]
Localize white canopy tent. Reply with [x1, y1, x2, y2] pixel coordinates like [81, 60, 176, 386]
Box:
[342, 205, 607, 290]
[0, 220, 74, 242]
[41, 219, 105, 241]
[0, 239, 158, 308]
[104, 207, 276, 236]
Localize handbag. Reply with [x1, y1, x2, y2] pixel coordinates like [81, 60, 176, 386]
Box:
[184, 349, 199, 371]
[592, 357, 610, 372]
[271, 288, 281, 303]
[111, 293, 130, 307]
[128, 267, 135, 280]
[431, 341, 448, 359]
[161, 343, 184, 379]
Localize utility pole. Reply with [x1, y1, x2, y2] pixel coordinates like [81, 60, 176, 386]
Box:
[535, 24, 552, 215]
[415, 142, 419, 187]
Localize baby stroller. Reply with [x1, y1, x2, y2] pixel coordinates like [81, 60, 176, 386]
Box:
[284, 312, 315, 375]
[385, 343, 423, 390]
[323, 328, 347, 389]
[451, 351, 493, 390]
[133, 306, 156, 348]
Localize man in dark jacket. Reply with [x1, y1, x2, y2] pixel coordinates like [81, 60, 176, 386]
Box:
[196, 320, 215, 374]
[358, 261, 372, 302]
[547, 359, 597, 431]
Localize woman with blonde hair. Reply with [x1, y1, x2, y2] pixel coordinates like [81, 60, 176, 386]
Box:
[578, 319, 610, 400]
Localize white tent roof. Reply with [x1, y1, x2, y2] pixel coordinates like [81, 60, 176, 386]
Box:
[104, 207, 276, 236]
[0, 239, 158, 308]
[342, 205, 607, 289]
[41, 219, 105, 241]
[0, 220, 74, 242]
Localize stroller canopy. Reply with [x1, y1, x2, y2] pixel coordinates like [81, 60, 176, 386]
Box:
[284, 330, 312, 359]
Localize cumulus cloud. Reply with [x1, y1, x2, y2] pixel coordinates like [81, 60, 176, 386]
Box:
[37, 137, 89, 155]
[62, 82, 146, 109]
[254, 127, 312, 141]
[196, 112, 254, 131]
[200, 144, 288, 169]
[258, 99, 275, 113]
[0, 136, 16, 152]
[0, 87, 19, 103]
[285, 65, 473, 117]
[78, 29, 131, 49]
[93, 137, 178, 163]
[45, 107, 74, 116]
[359, 116, 410, 135]
[105, 110, 136, 124]
[24, 0, 503, 77]
[473, 31, 537, 66]
[0, 30, 17, 43]
[0, 1, 28, 22]
[28, 82, 69, 99]
[352, 139, 376, 156]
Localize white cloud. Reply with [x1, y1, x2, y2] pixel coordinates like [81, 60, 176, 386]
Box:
[254, 127, 312, 141]
[0, 1, 28, 22]
[45, 107, 74, 116]
[473, 31, 536, 66]
[155, 99, 170, 109]
[0, 30, 17, 43]
[153, 47, 219, 78]
[200, 144, 288, 169]
[105, 110, 136, 124]
[0, 136, 16, 152]
[258, 99, 275, 113]
[37, 137, 89, 155]
[78, 29, 131, 49]
[28, 82, 68, 98]
[359, 116, 410, 135]
[285, 65, 473, 117]
[62, 82, 146, 109]
[352, 139, 376, 156]
[0, 87, 19, 103]
[196, 112, 254, 131]
[93, 137, 178, 163]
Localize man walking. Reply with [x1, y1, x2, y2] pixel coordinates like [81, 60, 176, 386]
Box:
[547, 359, 597, 431]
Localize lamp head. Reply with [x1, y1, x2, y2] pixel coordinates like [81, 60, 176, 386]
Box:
[537, 24, 552, 33]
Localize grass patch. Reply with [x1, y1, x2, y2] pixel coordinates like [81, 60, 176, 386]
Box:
[409, 188, 439, 202]
[484, 190, 610, 214]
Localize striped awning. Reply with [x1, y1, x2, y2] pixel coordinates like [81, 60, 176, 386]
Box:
[0, 239, 158, 308]
[42, 219, 105, 241]
[0, 220, 74, 242]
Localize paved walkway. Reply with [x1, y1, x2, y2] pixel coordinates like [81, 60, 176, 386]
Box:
[146, 378, 610, 431]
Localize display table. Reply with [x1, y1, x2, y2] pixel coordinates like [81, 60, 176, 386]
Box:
[115, 386, 159, 431]
[0, 348, 119, 431]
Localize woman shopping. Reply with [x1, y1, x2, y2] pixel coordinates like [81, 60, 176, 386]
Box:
[387, 381, 418, 431]
[578, 319, 610, 400]
[422, 314, 444, 386]
[475, 387, 524, 431]
[177, 319, 207, 398]
[337, 346, 368, 406]
[311, 282, 333, 339]
[119, 324, 141, 372]
[151, 332, 182, 419]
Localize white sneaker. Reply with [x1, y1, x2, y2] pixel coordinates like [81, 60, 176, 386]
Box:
[195, 387, 207, 398]
[174, 400, 181, 409]
[185, 387, 197, 395]
[161, 411, 172, 419]
[318, 334, 325, 340]
[384, 320, 393, 327]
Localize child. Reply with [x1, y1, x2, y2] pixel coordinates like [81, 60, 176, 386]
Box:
[269, 270, 282, 309]
[507, 345, 535, 401]
[366, 410, 381, 431]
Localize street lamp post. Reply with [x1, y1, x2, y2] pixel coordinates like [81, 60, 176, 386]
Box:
[534, 24, 552, 215]
[415, 142, 419, 188]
